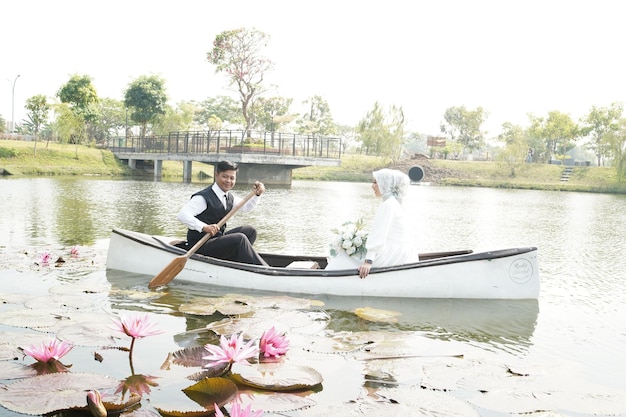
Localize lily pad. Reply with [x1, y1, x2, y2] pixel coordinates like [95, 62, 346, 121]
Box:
[230, 362, 323, 391]
[0, 331, 51, 360]
[182, 377, 238, 410]
[0, 307, 65, 329]
[56, 320, 119, 346]
[0, 372, 120, 415]
[179, 296, 254, 316]
[354, 306, 401, 323]
[0, 361, 39, 380]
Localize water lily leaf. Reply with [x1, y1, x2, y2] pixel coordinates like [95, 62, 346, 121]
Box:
[170, 346, 229, 376]
[0, 331, 51, 360]
[354, 306, 401, 323]
[56, 320, 119, 346]
[24, 294, 104, 311]
[0, 372, 119, 415]
[0, 307, 65, 329]
[230, 363, 323, 391]
[47, 277, 111, 296]
[0, 361, 38, 380]
[237, 390, 317, 413]
[179, 296, 253, 316]
[367, 386, 481, 417]
[182, 377, 238, 409]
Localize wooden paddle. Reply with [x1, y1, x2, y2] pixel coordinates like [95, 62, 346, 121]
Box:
[148, 189, 257, 289]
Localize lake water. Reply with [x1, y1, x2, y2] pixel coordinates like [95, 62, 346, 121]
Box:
[0, 177, 625, 416]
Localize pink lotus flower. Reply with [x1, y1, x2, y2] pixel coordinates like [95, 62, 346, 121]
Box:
[22, 339, 73, 363]
[203, 333, 258, 369]
[86, 390, 107, 417]
[259, 326, 289, 358]
[40, 251, 51, 265]
[113, 314, 164, 340]
[70, 246, 80, 257]
[214, 401, 263, 417]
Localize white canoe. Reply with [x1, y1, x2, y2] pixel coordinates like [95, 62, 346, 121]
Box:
[106, 228, 540, 299]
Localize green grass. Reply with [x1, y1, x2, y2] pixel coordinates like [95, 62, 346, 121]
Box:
[432, 159, 626, 193]
[1, 139, 625, 193]
[292, 154, 391, 181]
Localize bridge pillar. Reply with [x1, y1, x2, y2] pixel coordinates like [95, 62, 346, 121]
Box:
[154, 160, 162, 180]
[233, 163, 293, 186]
[128, 159, 136, 169]
[183, 161, 193, 183]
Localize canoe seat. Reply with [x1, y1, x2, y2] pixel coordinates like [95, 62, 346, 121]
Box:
[286, 261, 320, 269]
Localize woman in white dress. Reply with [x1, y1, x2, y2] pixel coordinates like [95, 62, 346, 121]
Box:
[326, 168, 414, 278]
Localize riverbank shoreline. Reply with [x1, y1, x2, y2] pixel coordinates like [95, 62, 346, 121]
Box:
[1, 139, 625, 194]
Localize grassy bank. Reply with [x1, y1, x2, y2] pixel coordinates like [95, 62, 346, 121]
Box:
[1, 139, 625, 193]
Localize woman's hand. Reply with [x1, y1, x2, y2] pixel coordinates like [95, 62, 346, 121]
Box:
[358, 262, 372, 279]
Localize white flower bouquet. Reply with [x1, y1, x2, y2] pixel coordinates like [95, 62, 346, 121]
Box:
[329, 218, 368, 259]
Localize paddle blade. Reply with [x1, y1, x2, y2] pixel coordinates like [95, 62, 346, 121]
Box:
[148, 256, 188, 289]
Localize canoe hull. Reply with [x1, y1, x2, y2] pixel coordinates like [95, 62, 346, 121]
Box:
[106, 228, 540, 299]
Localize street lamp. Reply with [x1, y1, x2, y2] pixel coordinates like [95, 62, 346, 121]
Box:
[7, 74, 20, 133]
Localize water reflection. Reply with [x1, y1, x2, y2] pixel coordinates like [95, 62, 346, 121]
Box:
[106, 269, 538, 355]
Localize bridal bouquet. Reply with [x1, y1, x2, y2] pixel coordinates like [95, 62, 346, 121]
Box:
[329, 218, 368, 259]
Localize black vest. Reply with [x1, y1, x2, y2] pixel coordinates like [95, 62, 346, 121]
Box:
[186, 186, 234, 244]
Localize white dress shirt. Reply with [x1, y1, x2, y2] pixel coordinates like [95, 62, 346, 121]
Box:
[176, 183, 260, 233]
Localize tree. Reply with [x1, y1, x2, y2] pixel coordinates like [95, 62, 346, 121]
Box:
[580, 103, 623, 166]
[124, 75, 168, 138]
[89, 98, 126, 145]
[440, 106, 487, 153]
[57, 74, 99, 147]
[605, 118, 626, 181]
[527, 111, 579, 163]
[496, 122, 529, 177]
[151, 102, 195, 136]
[0, 114, 6, 133]
[253, 96, 293, 132]
[357, 102, 405, 160]
[23, 95, 50, 156]
[194, 96, 245, 129]
[297, 96, 336, 136]
[207, 28, 273, 135]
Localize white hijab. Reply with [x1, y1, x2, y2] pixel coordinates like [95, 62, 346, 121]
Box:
[373, 169, 410, 204]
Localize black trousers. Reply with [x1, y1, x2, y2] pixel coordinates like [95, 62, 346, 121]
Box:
[188, 225, 267, 266]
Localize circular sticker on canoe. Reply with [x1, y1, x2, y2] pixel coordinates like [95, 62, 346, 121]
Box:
[509, 259, 533, 284]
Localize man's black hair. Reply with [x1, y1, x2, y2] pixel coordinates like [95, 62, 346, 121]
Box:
[216, 161, 238, 173]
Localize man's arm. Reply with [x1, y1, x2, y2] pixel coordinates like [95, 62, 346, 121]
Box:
[176, 195, 208, 232]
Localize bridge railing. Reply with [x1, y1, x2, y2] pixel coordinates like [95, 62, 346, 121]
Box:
[106, 130, 342, 159]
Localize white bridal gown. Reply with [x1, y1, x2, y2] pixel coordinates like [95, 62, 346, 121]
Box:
[326, 197, 415, 270]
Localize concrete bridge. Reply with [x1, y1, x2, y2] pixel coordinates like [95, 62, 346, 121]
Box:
[107, 130, 342, 185]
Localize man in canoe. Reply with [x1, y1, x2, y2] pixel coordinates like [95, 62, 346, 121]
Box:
[175, 160, 268, 265]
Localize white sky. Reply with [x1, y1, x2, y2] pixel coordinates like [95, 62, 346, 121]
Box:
[1, 0, 625, 137]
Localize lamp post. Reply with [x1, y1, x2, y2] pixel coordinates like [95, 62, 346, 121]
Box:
[7, 74, 20, 133]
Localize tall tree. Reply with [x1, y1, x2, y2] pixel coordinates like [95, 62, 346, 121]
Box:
[57, 74, 99, 147]
[124, 75, 168, 138]
[297, 96, 336, 136]
[579, 103, 623, 166]
[496, 122, 528, 177]
[194, 96, 244, 129]
[207, 28, 273, 135]
[254, 96, 293, 132]
[440, 106, 487, 153]
[605, 118, 626, 181]
[151, 102, 195, 135]
[89, 98, 126, 145]
[527, 111, 579, 163]
[357, 102, 405, 160]
[23, 94, 50, 156]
